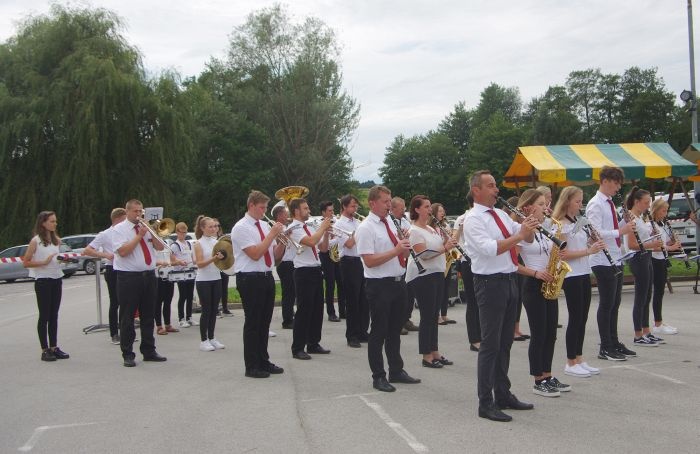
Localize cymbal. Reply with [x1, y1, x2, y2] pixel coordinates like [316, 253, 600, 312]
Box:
[212, 235, 234, 271]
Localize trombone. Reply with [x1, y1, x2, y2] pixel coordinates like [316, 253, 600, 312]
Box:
[137, 217, 175, 249]
[263, 214, 305, 255]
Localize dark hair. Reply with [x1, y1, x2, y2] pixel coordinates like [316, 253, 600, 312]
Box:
[319, 200, 333, 213]
[367, 185, 391, 201]
[33, 211, 60, 246]
[340, 194, 359, 208]
[466, 191, 474, 210]
[288, 198, 307, 217]
[625, 186, 650, 210]
[409, 195, 429, 221]
[428, 203, 444, 228]
[599, 166, 624, 183]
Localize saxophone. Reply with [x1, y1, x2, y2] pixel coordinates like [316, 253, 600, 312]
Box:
[541, 217, 572, 299]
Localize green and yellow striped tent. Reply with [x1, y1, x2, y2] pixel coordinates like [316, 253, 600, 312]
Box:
[503, 143, 696, 188]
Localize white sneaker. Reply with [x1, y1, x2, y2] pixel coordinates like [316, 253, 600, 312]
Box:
[268, 331, 277, 337]
[579, 362, 600, 375]
[652, 324, 678, 335]
[188, 318, 200, 326]
[179, 320, 191, 328]
[199, 340, 215, 352]
[564, 364, 591, 378]
[209, 338, 225, 350]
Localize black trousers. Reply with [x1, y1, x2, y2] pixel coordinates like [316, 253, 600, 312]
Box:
[473, 273, 517, 407]
[592, 265, 623, 349]
[405, 281, 415, 323]
[340, 256, 368, 341]
[104, 266, 120, 336]
[196, 280, 221, 341]
[365, 278, 406, 379]
[562, 274, 592, 360]
[629, 253, 653, 331]
[155, 279, 174, 326]
[276, 261, 296, 325]
[651, 258, 668, 322]
[440, 270, 451, 317]
[459, 260, 481, 344]
[515, 273, 524, 323]
[409, 272, 443, 354]
[176, 280, 195, 321]
[292, 266, 325, 353]
[237, 272, 275, 371]
[117, 271, 157, 359]
[522, 277, 558, 376]
[320, 252, 340, 317]
[34, 278, 62, 350]
[220, 272, 230, 312]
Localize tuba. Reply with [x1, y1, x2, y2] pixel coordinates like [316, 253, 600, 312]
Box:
[275, 186, 309, 206]
[541, 217, 572, 299]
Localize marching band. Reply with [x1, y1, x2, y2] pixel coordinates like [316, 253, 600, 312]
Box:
[23, 165, 690, 422]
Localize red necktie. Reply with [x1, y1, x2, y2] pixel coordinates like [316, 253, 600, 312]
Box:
[606, 199, 622, 247]
[486, 209, 519, 266]
[254, 221, 273, 267]
[302, 225, 319, 260]
[133, 225, 152, 265]
[380, 218, 407, 268]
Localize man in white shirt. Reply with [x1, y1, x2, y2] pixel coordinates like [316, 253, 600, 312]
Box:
[84, 207, 127, 345]
[335, 194, 367, 348]
[356, 185, 421, 392]
[112, 199, 167, 367]
[231, 190, 286, 378]
[390, 197, 417, 334]
[288, 198, 332, 360]
[318, 200, 343, 322]
[272, 205, 296, 329]
[585, 166, 635, 361]
[463, 171, 537, 422]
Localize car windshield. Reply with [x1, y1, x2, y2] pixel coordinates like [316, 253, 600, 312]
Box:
[667, 197, 695, 221]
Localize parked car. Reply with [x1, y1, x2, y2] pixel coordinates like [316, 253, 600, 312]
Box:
[659, 191, 697, 253]
[62, 234, 107, 274]
[166, 232, 197, 245]
[0, 243, 79, 283]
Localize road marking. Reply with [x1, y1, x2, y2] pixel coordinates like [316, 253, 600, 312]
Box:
[605, 360, 678, 369]
[620, 365, 685, 384]
[0, 312, 37, 326]
[18, 422, 100, 452]
[358, 395, 429, 453]
[301, 391, 383, 403]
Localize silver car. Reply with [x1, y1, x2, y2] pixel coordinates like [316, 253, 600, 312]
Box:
[0, 243, 79, 283]
[61, 234, 107, 274]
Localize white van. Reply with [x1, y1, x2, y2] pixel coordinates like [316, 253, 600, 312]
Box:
[657, 190, 697, 253]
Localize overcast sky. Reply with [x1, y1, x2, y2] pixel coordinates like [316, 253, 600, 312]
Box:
[0, 0, 696, 181]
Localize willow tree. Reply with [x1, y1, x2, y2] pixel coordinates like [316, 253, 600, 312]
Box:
[224, 4, 359, 206]
[0, 5, 191, 244]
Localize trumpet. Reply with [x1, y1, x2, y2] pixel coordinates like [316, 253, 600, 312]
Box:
[497, 197, 567, 250]
[263, 214, 305, 255]
[307, 218, 354, 238]
[138, 217, 174, 249]
[353, 212, 366, 221]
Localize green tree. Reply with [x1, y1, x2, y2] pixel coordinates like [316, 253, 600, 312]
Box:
[524, 85, 582, 145]
[566, 69, 601, 140]
[617, 66, 675, 142]
[0, 5, 192, 244]
[468, 112, 525, 190]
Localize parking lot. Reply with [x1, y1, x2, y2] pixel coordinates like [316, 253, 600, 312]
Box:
[1, 274, 699, 453]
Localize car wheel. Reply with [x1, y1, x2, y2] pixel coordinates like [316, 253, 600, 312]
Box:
[5, 279, 16, 283]
[84, 260, 96, 275]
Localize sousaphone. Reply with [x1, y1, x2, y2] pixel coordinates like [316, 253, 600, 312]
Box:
[212, 234, 234, 272]
[275, 186, 309, 206]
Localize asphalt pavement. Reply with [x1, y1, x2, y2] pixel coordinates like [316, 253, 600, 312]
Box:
[1, 274, 699, 453]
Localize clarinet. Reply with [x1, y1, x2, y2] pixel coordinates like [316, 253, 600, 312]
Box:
[646, 210, 670, 268]
[578, 211, 621, 276]
[497, 197, 567, 250]
[389, 214, 426, 275]
[663, 217, 691, 269]
[430, 214, 467, 257]
[618, 196, 646, 254]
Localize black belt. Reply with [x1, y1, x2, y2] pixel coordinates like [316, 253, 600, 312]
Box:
[236, 271, 273, 277]
[340, 256, 361, 261]
[117, 270, 155, 276]
[473, 272, 517, 281]
[367, 275, 404, 282]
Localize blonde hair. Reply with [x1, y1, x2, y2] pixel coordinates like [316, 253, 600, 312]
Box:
[552, 186, 583, 220]
[650, 198, 669, 221]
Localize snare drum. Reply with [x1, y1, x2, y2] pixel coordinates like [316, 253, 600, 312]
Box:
[166, 267, 197, 282]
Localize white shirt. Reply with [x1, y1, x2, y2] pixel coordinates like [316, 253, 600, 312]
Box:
[231, 213, 275, 273]
[88, 227, 117, 266]
[463, 203, 522, 275]
[456, 211, 470, 262]
[334, 215, 361, 257]
[170, 239, 194, 270]
[625, 214, 653, 253]
[28, 236, 63, 279]
[195, 236, 221, 281]
[289, 220, 321, 268]
[356, 212, 406, 279]
[561, 220, 592, 277]
[518, 233, 552, 272]
[112, 219, 157, 272]
[585, 191, 623, 265]
[406, 225, 445, 282]
[652, 222, 671, 260]
[280, 237, 297, 262]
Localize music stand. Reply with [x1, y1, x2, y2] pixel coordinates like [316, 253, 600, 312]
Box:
[82, 258, 109, 334]
[687, 255, 700, 294]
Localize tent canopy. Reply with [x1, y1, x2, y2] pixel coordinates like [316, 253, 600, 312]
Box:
[503, 143, 696, 188]
[681, 143, 700, 182]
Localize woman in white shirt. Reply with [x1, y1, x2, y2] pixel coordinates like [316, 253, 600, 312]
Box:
[406, 195, 456, 368]
[194, 216, 225, 352]
[22, 211, 69, 362]
[553, 187, 605, 378]
[170, 222, 196, 327]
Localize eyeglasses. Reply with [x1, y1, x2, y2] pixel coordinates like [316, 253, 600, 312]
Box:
[213, 224, 221, 228]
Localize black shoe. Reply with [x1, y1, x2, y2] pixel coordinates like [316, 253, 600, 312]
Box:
[616, 343, 637, 358]
[598, 348, 627, 361]
[347, 340, 361, 348]
[422, 359, 443, 368]
[401, 328, 409, 335]
[52, 347, 70, 359]
[513, 335, 528, 341]
[497, 394, 534, 410]
[373, 377, 396, 392]
[293, 351, 312, 360]
[41, 350, 56, 362]
[307, 345, 331, 354]
[388, 370, 421, 384]
[478, 405, 512, 422]
[222, 311, 234, 317]
[245, 368, 270, 378]
[328, 315, 341, 322]
[123, 357, 136, 367]
[438, 356, 453, 366]
[445, 319, 457, 324]
[262, 363, 284, 374]
[111, 335, 121, 345]
[469, 344, 480, 352]
[404, 321, 420, 331]
[282, 322, 294, 329]
[143, 352, 167, 362]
